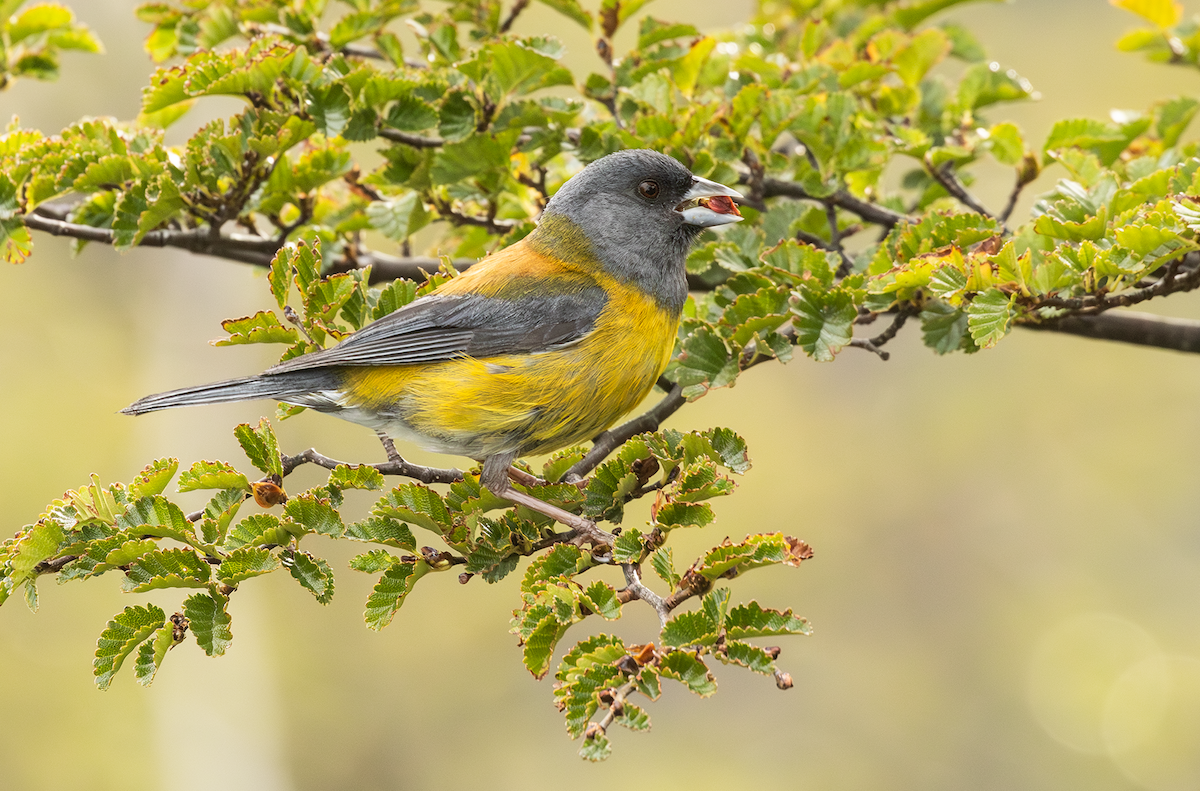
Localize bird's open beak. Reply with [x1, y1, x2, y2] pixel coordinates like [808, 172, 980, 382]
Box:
[676, 176, 745, 227]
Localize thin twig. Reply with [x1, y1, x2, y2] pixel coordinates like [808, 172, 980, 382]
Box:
[377, 127, 445, 148]
[923, 155, 1000, 226]
[281, 447, 464, 484]
[756, 176, 912, 229]
[499, 0, 531, 33]
[848, 337, 888, 360]
[563, 384, 686, 482]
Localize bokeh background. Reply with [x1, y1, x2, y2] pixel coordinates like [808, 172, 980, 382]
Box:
[5, 1, 1200, 789]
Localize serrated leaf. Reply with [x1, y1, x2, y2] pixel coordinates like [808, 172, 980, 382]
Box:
[661, 610, 719, 648]
[128, 458, 178, 499]
[134, 621, 180, 687]
[183, 592, 232, 657]
[522, 612, 573, 679]
[122, 548, 211, 593]
[283, 495, 343, 537]
[725, 601, 812, 640]
[582, 580, 622, 620]
[372, 483, 453, 535]
[719, 640, 777, 675]
[348, 549, 400, 574]
[214, 311, 299, 347]
[216, 547, 279, 586]
[344, 515, 417, 550]
[920, 301, 969, 354]
[650, 547, 679, 588]
[116, 495, 193, 543]
[364, 561, 423, 629]
[791, 287, 857, 362]
[233, 418, 283, 477]
[658, 650, 717, 696]
[579, 733, 612, 762]
[282, 550, 335, 604]
[612, 529, 644, 563]
[966, 288, 1015, 349]
[94, 604, 165, 690]
[178, 460, 250, 492]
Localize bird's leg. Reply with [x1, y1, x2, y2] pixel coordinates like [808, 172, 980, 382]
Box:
[482, 454, 613, 547]
[375, 430, 403, 464]
[506, 466, 546, 488]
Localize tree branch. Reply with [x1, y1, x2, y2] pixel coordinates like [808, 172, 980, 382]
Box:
[281, 447, 464, 484]
[620, 563, 670, 625]
[1021, 310, 1200, 354]
[923, 155, 1000, 226]
[562, 384, 686, 482]
[757, 176, 912, 229]
[377, 127, 445, 148]
[499, 0, 531, 33]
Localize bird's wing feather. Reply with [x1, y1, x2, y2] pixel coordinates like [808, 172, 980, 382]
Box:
[265, 272, 606, 375]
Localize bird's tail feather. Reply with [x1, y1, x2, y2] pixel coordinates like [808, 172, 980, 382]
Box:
[122, 370, 339, 415]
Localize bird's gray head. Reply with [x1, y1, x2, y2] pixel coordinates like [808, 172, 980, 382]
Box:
[534, 149, 743, 313]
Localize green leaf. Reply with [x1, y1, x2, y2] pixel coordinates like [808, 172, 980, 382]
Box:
[216, 547, 279, 586]
[116, 495, 193, 543]
[438, 91, 477, 142]
[200, 488, 245, 546]
[283, 495, 344, 537]
[222, 513, 291, 552]
[718, 640, 778, 675]
[344, 515, 417, 551]
[372, 484, 453, 536]
[537, 0, 593, 30]
[582, 580, 622, 620]
[94, 604, 165, 690]
[367, 193, 429, 241]
[658, 651, 717, 696]
[122, 548, 212, 593]
[694, 533, 813, 581]
[214, 311, 299, 347]
[0, 173, 32, 263]
[8, 4, 73, 44]
[612, 529, 644, 563]
[127, 458, 179, 500]
[791, 287, 857, 362]
[920, 301, 970, 354]
[674, 326, 736, 398]
[893, 28, 949, 88]
[725, 601, 812, 640]
[522, 611, 573, 679]
[579, 733, 612, 762]
[233, 418, 283, 477]
[661, 610, 719, 648]
[348, 549, 400, 574]
[183, 592, 233, 657]
[650, 547, 679, 588]
[364, 561, 424, 630]
[966, 288, 1015, 349]
[282, 550, 335, 604]
[134, 621, 180, 687]
[329, 464, 385, 491]
[178, 460, 250, 492]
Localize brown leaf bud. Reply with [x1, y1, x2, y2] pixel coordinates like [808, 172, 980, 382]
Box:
[774, 670, 793, 690]
[764, 646, 782, 660]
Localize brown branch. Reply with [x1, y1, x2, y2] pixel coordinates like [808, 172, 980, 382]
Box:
[377, 127, 445, 148]
[281, 447, 464, 484]
[923, 155, 1000, 226]
[562, 384, 686, 482]
[758, 176, 912, 229]
[1030, 252, 1200, 314]
[1021, 310, 1200, 354]
[499, 0, 531, 33]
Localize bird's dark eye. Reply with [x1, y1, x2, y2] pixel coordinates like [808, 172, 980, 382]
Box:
[638, 180, 660, 199]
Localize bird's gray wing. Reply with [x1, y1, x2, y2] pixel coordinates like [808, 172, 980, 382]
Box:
[264, 284, 607, 375]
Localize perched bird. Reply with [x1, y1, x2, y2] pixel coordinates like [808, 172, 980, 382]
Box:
[124, 149, 743, 529]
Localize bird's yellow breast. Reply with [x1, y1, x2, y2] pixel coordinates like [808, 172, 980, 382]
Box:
[338, 238, 679, 459]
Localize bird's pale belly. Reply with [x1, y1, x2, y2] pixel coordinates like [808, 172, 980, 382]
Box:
[328, 288, 679, 461]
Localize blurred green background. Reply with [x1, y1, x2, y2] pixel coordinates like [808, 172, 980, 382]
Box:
[5, 1, 1200, 789]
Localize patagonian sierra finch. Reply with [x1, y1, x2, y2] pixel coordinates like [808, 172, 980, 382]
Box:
[123, 149, 745, 534]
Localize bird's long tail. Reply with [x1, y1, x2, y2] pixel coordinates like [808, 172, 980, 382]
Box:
[121, 370, 340, 415]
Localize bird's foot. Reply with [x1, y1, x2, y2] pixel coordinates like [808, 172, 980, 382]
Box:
[375, 431, 404, 464]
